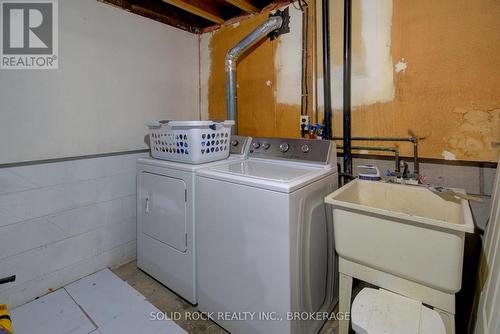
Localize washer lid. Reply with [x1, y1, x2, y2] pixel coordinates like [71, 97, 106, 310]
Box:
[211, 160, 316, 182]
[197, 159, 336, 193]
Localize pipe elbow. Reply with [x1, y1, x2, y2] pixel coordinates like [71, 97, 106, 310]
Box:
[225, 57, 236, 71]
[225, 50, 237, 63]
[266, 16, 283, 30]
[225, 15, 283, 65]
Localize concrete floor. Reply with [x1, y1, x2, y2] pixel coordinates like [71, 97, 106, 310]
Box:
[112, 261, 339, 334]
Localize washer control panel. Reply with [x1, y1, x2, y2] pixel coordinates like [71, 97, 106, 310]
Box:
[230, 135, 252, 156]
[249, 137, 335, 165]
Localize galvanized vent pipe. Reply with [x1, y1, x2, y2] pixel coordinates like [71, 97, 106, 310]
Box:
[226, 16, 283, 134]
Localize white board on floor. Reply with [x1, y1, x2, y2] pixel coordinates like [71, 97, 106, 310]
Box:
[64, 269, 146, 327]
[65, 268, 186, 334]
[10, 289, 96, 334]
[98, 299, 186, 334]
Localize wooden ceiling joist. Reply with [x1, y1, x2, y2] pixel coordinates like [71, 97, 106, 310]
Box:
[224, 0, 259, 13]
[162, 0, 225, 24]
[99, 0, 281, 33]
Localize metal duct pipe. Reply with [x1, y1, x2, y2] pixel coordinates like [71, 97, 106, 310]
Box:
[343, 0, 353, 176]
[322, 0, 332, 140]
[226, 16, 283, 134]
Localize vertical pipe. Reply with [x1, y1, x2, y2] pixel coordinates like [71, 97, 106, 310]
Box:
[300, 4, 308, 117]
[226, 63, 238, 131]
[412, 138, 419, 175]
[342, 0, 352, 175]
[395, 150, 400, 173]
[321, 0, 332, 140]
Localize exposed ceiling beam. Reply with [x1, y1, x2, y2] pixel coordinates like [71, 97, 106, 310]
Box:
[224, 0, 259, 13]
[162, 0, 225, 24]
[99, 0, 203, 33]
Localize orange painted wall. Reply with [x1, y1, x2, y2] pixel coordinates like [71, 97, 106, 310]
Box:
[205, 0, 500, 162]
[332, 0, 500, 162]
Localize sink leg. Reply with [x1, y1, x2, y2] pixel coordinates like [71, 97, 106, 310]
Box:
[339, 273, 353, 334]
[435, 308, 455, 334]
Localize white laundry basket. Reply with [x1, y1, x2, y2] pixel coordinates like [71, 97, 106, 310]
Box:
[146, 120, 235, 164]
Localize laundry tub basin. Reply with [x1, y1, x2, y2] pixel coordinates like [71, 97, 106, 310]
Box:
[325, 179, 474, 294]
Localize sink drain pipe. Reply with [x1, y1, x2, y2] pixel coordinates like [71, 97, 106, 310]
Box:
[343, 0, 353, 176]
[322, 0, 332, 140]
[225, 16, 283, 134]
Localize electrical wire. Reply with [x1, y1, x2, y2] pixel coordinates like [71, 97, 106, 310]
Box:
[293, 0, 308, 12]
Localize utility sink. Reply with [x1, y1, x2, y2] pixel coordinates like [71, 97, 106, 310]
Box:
[325, 179, 474, 294]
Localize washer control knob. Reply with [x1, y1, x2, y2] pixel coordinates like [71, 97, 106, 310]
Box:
[279, 142, 290, 153]
[252, 142, 261, 149]
[231, 139, 239, 147]
[301, 144, 310, 153]
[262, 143, 271, 150]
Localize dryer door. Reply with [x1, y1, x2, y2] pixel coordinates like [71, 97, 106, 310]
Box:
[139, 172, 187, 252]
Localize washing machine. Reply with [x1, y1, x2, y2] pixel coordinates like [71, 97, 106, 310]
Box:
[195, 137, 339, 334]
[137, 135, 251, 304]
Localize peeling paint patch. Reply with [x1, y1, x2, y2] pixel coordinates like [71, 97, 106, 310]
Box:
[266, 80, 272, 87]
[274, 5, 302, 105]
[395, 58, 407, 73]
[232, 22, 240, 28]
[442, 150, 457, 160]
[446, 106, 500, 160]
[331, 0, 395, 109]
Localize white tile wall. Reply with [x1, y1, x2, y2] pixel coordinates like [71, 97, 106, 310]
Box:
[0, 152, 146, 307]
[0, 170, 37, 196]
